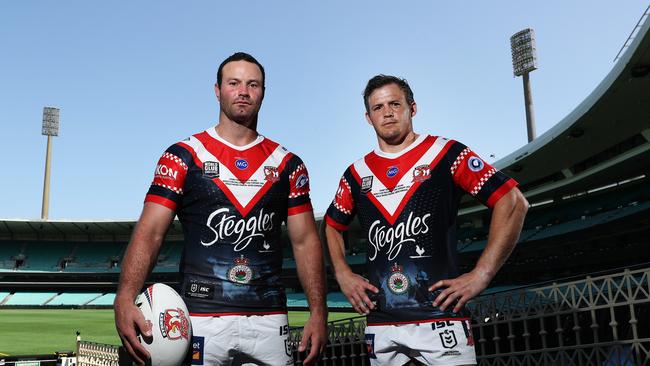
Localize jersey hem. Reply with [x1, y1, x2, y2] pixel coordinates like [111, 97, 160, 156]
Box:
[367, 316, 471, 326]
[189, 310, 288, 317]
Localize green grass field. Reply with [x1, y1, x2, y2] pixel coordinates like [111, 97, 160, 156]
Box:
[0, 309, 358, 356]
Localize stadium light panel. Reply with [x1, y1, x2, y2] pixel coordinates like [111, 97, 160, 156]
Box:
[510, 28, 538, 77]
[42, 107, 60, 136]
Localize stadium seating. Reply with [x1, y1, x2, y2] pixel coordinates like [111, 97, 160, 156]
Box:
[287, 292, 351, 308]
[66, 242, 126, 272]
[87, 293, 116, 306]
[21, 242, 75, 271]
[47, 293, 104, 306]
[5, 292, 58, 305]
[0, 241, 23, 270]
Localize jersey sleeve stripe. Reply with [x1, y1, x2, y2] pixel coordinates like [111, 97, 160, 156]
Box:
[485, 178, 518, 208]
[325, 215, 349, 231]
[287, 202, 313, 216]
[144, 194, 178, 211]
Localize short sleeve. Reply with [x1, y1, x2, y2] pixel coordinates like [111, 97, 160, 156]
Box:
[287, 156, 313, 216]
[325, 169, 357, 231]
[144, 144, 192, 211]
[449, 142, 518, 208]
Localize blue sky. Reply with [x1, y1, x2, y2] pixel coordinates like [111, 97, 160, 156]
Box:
[1, 1, 648, 220]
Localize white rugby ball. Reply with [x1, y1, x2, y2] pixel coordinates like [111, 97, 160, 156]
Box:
[135, 283, 192, 366]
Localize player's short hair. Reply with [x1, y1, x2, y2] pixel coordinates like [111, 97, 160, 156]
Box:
[216, 52, 266, 90]
[363, 75, 414, 112]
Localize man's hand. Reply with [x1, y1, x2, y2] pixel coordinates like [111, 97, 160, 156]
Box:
[299, 313, 327, 365]
[336, 270, 379, 315]
[429, 269, 490, 313]
[114, 296, 152, 366]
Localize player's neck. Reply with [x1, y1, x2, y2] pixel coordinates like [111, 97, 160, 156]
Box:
[377, 131, 419, 154]
[214, 119, 259, 147]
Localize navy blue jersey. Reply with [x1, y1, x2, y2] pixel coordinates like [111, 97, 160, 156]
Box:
[146, 128, 312, 315]
[326, 135, 517, 325]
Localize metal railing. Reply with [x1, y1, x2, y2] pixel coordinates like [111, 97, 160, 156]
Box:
[75, 266, 650, 365]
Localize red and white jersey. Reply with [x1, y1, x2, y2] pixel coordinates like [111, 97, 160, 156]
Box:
[145, 127, 312, 315]
[326, 135, 517, 325]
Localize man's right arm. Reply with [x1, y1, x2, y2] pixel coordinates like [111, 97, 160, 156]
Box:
[114, 202, 175, 365]
[324, 223, 378, 315]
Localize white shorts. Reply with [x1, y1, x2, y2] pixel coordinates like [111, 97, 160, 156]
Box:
[365, 319, 477, 366]
[188, 314, 293, 366]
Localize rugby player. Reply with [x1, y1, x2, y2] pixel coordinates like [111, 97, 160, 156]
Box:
[114, 52, 327, 366]
[324, 75, 528, 365]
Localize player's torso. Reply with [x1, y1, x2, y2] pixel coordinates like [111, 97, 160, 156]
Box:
[161, 130, 301, 314]
[350, 135, 466, 323]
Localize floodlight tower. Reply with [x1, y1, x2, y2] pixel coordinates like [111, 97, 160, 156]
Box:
[41, 107, 60, 220]
[510, 28, 539, 143]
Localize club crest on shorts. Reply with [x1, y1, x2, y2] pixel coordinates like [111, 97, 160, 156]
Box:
[159, 308, 190, 341]
[203, 161, 219, 178]
[439, 329, 458, 349]
[412, 164, 432, 182]
[387, 263, 409, 294]
[467, 156, 484, 172]
[228, 255, 253, 284]
[361, 176, 373, 194]
[264, 166, 280, 183]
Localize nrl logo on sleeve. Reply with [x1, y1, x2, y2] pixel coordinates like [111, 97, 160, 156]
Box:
[203, 161, 220, 178]
[263, 166, 280, 183]
[361, 176, 374, 194]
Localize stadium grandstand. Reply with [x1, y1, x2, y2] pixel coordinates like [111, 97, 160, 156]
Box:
[2, 6, 650, 366]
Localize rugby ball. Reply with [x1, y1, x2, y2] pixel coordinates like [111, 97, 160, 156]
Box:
[135, 283, 192, 366]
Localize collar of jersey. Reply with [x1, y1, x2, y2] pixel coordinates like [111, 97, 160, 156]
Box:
[373, 134, 427, 159]
[206, 127, 265, 151]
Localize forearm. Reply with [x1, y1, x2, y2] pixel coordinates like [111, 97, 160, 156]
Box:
[293, 233, 327, 317]
[116, 204, 173, 302]
[324, 224, 353, 278]
[475, 189, 528, 280]
[116, 230, 162, 301]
